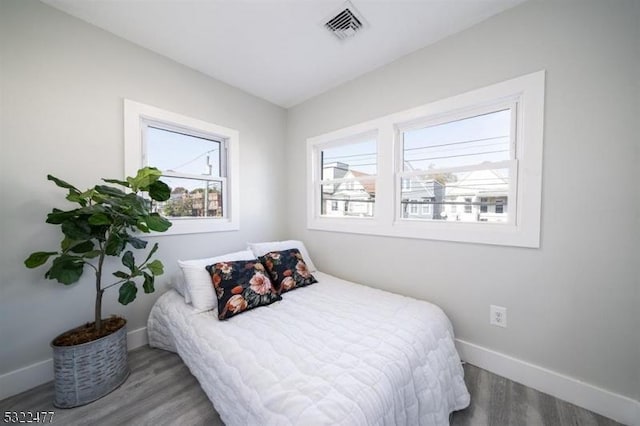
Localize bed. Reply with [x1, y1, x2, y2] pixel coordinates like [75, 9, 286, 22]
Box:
[148, 270, 470, 425]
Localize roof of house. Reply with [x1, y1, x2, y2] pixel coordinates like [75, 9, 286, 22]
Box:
[346, 170, 376, 195]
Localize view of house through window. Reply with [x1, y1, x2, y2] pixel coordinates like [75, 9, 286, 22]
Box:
[146, 126, 226, 219]
[319, 137, 376, 218]
[399, 109, 512, 223]
[307, 71, 543, 247]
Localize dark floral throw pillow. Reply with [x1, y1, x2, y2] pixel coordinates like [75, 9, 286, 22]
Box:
[206, 260, 281, 320]
[259, 248, 317, 294]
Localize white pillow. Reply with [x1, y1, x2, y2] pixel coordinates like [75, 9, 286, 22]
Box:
[178, 249, 256, 312]
[247, 240, 317, 272]
[171, 272, 191, 303]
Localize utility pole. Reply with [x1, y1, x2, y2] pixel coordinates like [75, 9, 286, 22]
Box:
[204, 154, 212, 217]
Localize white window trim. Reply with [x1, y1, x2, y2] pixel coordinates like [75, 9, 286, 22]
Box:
[141, 120, 228, 220]
[124, 99, 240, 235]
[310, 130, 379, 222]
[306, 70, 545, 248]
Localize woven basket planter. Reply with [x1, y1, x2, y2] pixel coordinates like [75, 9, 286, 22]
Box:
[51, 321, 130, 408]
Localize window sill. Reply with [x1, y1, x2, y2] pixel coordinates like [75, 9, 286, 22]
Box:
[308, 217, 539, 248]
[149, 217, 239, 236]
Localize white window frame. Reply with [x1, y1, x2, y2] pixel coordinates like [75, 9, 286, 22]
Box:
[306, 71, 545, 248]
[309, 130, 378, 225]
[142, 122, 227, 218]
[396, 100, 517, 225]
[124, 99, 240, 235]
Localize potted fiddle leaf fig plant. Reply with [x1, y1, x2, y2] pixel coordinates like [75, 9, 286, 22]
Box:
[24, 167, 172, 408]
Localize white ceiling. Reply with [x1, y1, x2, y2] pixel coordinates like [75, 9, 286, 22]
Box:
[42, 0, 525, 108]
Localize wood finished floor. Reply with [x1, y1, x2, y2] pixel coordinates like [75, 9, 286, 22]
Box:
[0, 346, 622, 426]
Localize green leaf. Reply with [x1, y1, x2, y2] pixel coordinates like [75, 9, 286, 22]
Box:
[47, 175, 79, 192]
[122, 193, 150, 214]
[61, 220, 92, 240]
[88, 225, 109, 241]
[105, 233, 126, 256]
[61, 237, 73, 251]
[94, 185, 127, 198]
[70, 240, 94, 253]
[113, 271, 130, 279]
[88, 213, 111, 225]
[126, 176, 136, 189]
[122, 250, 135, 271]
[91, 193, 105, 204]
[118, 281, 137, 305]
[145, 213, 172, 232]
[126, 235, 147, 250]
[46, 208, 78, 225]
[146, 259, 164, 276]
[102, 178, 130, 187]
[148, 180, 171, 202]
[136, 220, 150, 233]
[45, 255, 85, 285]
[80, 189, 96, 199]
[129, 167, 162, 191]
[142, 272, 155, 294]
[144, 242, 159, 263]
[25, 251, 57, 268]
[83, 250, 101, 259]
[66, 189, 87, 206]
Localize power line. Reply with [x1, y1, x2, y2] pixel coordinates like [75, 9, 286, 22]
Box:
[404, 140, 508, 156]
[323, 152, 377, 160]
[167, 148, 219, 173]
[404, 135, 508, 151]
[403, 149, 509, 163]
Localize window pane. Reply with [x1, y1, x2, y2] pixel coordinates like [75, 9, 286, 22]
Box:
[154, 176, 223, 218]
[321, 180, 375, 217]
[321, 138, 377, 178]
[400, 168, 509, 223]
[147, 127, 221, 177]
[403, 109, 511, 171]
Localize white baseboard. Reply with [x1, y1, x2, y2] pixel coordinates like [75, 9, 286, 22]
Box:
[0, 326, 148, 402]
[0, 359, 53, 403]
[456, 338, 640, 426]
[126, 326, 149, 350]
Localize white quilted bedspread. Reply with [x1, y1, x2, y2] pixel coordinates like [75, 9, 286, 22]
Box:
[147, 272, 470, 426]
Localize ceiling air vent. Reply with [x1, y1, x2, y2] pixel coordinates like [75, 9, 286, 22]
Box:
[324, 2, 365, 41]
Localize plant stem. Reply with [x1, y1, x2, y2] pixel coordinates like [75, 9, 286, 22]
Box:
[95, 249, 106, 332]
[101, 279, 127, 291]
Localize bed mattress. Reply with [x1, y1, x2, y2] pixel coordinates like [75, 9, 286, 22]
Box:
[147, 271, 470, 425]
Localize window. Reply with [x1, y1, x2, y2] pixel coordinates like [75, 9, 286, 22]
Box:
[317, 133, 377, 219]
[145, 127, 225, 219]
[480, 197, 488, 213]
[464, 198, 473, 214]
[307, 71, 545, 247]
[124, 100, 240, 235]
[410, 201, 418, 214]
[399, 106, 514, 224]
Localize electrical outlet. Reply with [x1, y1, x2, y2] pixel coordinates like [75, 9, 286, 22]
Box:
[490, 305, 507, 328]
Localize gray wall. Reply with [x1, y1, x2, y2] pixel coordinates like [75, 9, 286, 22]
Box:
[0, 0, 287, 374]
[286, 0, 640, 400]
[1, 0, 638, 404]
